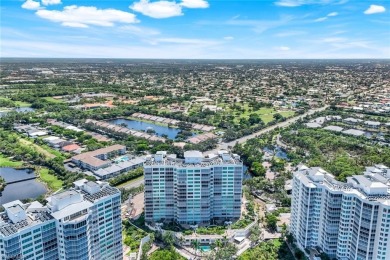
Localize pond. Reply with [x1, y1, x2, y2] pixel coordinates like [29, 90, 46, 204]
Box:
[263, 146, 289, 160]
[0, 167, 47, 204]
[15, 107, 35, 113]
[243, 165, 252, 180]
[0, 107, 35, 117]
[108, 118, 182, 140]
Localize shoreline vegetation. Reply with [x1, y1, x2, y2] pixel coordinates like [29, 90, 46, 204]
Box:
[0, 176, 5, 192]
[0, 154, 24, 168]
[37, 167, 64, 192]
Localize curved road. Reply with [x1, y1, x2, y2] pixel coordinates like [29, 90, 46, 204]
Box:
[204, 105, 329, 155]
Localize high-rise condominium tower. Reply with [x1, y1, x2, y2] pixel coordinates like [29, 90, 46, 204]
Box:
[144, 151, 243, 225]
[291, 165, 390, 260]
[0, 179, 122, 260]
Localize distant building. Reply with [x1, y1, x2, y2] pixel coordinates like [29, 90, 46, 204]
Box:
[342, 129, 365, 137]
[323, 125, 343, 132]
[343, 117, 363, 125]
[291, 165, 390, 260]
[93, 157, 145, 180]
[71, 144, 126, 171]
[364, 120, 381, 129]
[144, 151, 243, 225]
[0, 179, 122, 260]
[61, 143, 81, 153]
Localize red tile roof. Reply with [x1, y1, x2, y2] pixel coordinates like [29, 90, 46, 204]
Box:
[62, 144, 81, 152]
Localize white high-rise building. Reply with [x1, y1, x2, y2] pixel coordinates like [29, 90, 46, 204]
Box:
[0, 179, 122, 260]
[144, 151, 243, 225]
[291, 165, 390, 260]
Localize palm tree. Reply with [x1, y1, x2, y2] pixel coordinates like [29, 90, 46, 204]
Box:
[191, 239, 200, 257]
[178, 235, 185, 247]
[213, 239, 222, 249]
[162, 231, 174, 249]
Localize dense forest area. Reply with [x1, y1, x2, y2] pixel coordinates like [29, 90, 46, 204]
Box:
[281, 128, 390, 181]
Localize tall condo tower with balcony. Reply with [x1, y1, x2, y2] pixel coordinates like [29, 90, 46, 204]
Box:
[291, 165, 390, 260]
[144, 151, 243, 225]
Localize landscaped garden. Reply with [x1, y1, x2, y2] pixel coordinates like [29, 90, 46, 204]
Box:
[123, 220, 149, 253]
[38, 168, 63, 191]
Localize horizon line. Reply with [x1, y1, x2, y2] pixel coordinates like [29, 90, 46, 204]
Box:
[1, 57, 390, 60]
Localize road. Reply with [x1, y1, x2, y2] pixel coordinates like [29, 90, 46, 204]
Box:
[204, 105, 329, 155]
[118, 176, 144, 190]
[118, 105, 329, 190]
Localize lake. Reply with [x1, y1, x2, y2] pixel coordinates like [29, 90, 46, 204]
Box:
[0, 167, 47, 204]
[108, 118, 182, 140]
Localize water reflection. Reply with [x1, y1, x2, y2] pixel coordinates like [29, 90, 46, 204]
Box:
[0, 168, 47, 204]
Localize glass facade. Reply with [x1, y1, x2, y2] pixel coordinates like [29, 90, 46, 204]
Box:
[0, 180, 123, 260]
[291, 165, 390, 260]
[144, 152, 243, 225]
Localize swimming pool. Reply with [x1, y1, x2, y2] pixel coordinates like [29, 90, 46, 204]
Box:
[115, 155, 130, 163]
[199, 245, 211, 252]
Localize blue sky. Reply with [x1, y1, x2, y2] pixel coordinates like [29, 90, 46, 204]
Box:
[1, 0, 389, 58]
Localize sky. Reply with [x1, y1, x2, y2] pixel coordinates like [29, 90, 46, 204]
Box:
[1, 0, 389, 59]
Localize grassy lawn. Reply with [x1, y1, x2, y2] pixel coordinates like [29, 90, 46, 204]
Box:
[14, 101, 32, 107]
[227, 103, 294, 124]
[260, 111, 295, 124]
[41, 144, 65, 158]
[0, 154, 23, 167]
[117, 175, 144, 188]
[19, 138, 56, 159]
[260, 114, 276, 124]
[43, 97, 64, 103]
[279, 111, 295, 118]
[39, 168, 63, 191]
[0, 97, 31, 107]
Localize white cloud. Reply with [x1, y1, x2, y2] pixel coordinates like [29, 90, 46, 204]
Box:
[224, 36, 234, 40]
[21, 0, 41, 10]
[41, 0, 61, 6]
[130, 0, 183, 19]
[2, 37, 389, 59]
[315, 17, 328, 22]
[278, 46, 290, 51]
[180, 0, 209, 8]
[156, 37, 219, 45]
[275, 0, 302, 7]
[275, 0, 347, 7]
[315, 11, 338, 22]
[130, 0, 208, 19]
[35, 5, 138, 28]
[323, 37, 346, 43]
[226, 16, 295, 34]
[119, 25, 160, 37]
[364, 5, 386, 15]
